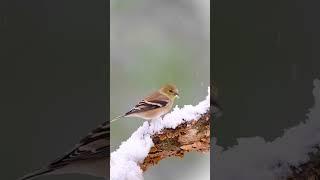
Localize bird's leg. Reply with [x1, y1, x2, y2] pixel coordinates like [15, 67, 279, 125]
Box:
[142, 121, 151, 137]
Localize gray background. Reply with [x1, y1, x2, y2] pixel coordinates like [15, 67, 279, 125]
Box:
[213, 0, 320, 148]
[1, 1, 107, 180]
[110, 0, 210, 180]
[3, 0, 320, 179]
[212, 0, 320, 178]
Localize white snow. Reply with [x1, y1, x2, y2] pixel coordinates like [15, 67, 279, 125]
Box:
[111, 80, 320, 180]
[213, 79, 320, 180]
[110, 87, 211, 180]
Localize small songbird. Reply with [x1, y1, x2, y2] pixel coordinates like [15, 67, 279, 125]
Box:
[111, 83, 180, 123]
[18, 122, 109, 180]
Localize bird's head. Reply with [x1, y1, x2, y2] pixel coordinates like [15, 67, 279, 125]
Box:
[160, 83, 179, 99]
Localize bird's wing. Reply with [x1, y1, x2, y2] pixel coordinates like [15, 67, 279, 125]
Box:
[18, 122, 109, 180]
[125, 91, 170, 116]
[49, 121, 109, 169]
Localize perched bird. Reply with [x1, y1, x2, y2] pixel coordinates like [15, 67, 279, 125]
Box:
[111, 83, 180, 123]
[18, 122, 109, 180]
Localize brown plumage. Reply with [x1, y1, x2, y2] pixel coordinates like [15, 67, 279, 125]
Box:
[111, 84, 179, 122]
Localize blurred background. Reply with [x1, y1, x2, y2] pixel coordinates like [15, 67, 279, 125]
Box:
[3, 1, 106, 180]
[110, 0, 210, 180]
[213, 0, 320, 178]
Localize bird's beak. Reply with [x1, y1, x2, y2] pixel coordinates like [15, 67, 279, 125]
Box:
[174, 92, 179, 99]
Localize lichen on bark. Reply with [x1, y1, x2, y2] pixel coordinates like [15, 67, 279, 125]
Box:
[140, 111, 210, 171]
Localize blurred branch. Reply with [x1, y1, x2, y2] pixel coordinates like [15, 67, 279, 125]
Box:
[140, 111, 210, 171]
[287, 146, 320, 180]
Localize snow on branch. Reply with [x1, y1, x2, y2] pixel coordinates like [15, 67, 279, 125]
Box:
[212, 79, 320, 180]
[140, 111, 210, 172]
[287, 146, 320, 180]
[110, 87, 210, 180]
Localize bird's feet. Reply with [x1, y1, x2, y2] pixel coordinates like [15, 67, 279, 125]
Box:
[142, 121, 151, 138]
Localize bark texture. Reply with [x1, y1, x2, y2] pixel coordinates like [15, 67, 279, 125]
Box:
[139, 111, 210, 171]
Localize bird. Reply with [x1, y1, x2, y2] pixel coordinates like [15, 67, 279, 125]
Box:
[111, 83, 180, 123]
[18, 121, 109, 180]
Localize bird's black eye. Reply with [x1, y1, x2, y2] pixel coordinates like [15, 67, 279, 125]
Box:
[169, 90, 173, 93]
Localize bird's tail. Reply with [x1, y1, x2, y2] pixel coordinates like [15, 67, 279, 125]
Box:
[110, 115, 125, 123]
[17, 167, 54, 180]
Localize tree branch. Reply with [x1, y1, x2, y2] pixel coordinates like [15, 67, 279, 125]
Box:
[110, 87, 210, 180]
[140, 111, 210, 171]
[287, 146, 320, 180]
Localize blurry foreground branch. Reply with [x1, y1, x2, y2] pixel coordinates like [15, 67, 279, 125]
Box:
[140, 111, 210, 171]
[287, 147, 320, 180]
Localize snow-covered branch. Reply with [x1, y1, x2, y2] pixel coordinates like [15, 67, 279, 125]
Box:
[110, 87, 210, 180]
[287, 146, 320, 179]
[140, 111, 210, 172]
[212, 79, 320, 180]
